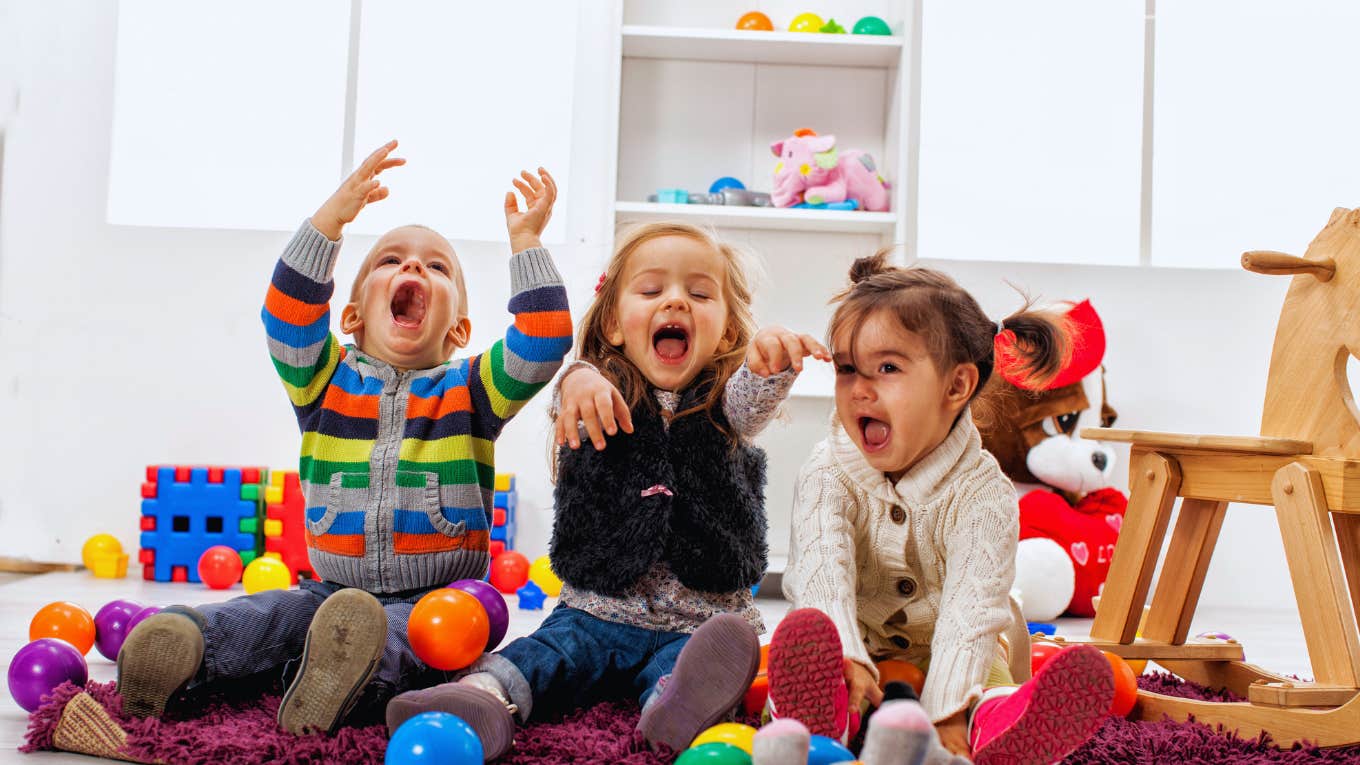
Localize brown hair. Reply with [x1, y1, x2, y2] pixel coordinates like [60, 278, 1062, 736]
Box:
[575, 222, 757, 439]
[348, 224, 468, 318]
[829, 250, 1069, 407]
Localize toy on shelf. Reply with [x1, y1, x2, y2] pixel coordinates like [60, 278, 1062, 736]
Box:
[709, 176, 744, 193]
[853, 16, 892, 35]
[139, 465, 266, 583]
[93, 600, 143, 661]
[264, 470, 313, 584]
[7, 638, 88, 713]
[648, 188, 773, 207]
[408, 589, 490, 671]
[771, 129, 889, 211]
[81, 534, 127, 579]
[516, 581, 546, 610]
[242, 556, 291, 594]
[735, 11, 773, 31]
[787, 12, 823, 32]
[448, 579, 509, 651]
[197, 545, 244, 590]
[29, 601, 95, 656]
[386, 711, 483, 764]
[528, 555, 562, 597]
[819, 18, 845, 33]
[792, 200, 857, 211]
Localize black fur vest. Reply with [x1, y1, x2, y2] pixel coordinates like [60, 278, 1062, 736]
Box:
[549, 380, 768, 596]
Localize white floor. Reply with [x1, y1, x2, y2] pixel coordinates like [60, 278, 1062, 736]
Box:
[1, 571, 1313, 763]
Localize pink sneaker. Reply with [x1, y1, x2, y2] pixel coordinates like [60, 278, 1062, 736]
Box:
[766, 608, 850, 741]
[970, 644, 1114, 765]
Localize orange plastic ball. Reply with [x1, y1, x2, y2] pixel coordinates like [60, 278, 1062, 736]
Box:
[30, 601, 96, 656]
[743, 672, 769, 716]
[759, 643, 771, 672]
[875, 659, 925, 695]
[1102, 651, 1138, 717]
[1030, 642, 1063, 675]
[489, 551, 531, 594]
[736, 11, 774, 31]
[408, 589, 490, 671]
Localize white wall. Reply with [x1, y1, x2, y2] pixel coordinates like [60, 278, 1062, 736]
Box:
[0, 0, 1318, 615]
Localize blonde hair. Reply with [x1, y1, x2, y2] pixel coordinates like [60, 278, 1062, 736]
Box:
[348, 224, 468, 318]
[577, 222, 757, 440]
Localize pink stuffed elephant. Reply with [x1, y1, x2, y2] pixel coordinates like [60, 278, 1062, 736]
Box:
[770, 130, 890, 211]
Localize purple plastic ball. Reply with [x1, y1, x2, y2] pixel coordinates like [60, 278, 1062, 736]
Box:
[125, 605, 161, 636]
[93, 600, 143, 661]
[448, 579, 509, 651]
[8, 638, 88, 712]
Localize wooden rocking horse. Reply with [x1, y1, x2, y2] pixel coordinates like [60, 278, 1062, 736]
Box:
[1047, 207, 1360, 747]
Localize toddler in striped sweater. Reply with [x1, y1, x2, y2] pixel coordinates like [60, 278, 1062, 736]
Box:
[115, 140, 573, 736]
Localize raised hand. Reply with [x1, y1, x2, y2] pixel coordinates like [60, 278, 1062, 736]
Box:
[505, 167, 558, 253]
[747, 325, 831, 377]
[312, 139, 405, 240]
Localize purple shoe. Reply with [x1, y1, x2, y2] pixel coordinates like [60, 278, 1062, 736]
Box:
[387, 683, 516, 762]
[637, 613, 760, 751]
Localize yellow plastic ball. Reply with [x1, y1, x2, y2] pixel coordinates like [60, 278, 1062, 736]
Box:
[529, 555, 563, 597]
[82, 534, 123, 571]
[242, 556, 291, 594]
[788, 12, 824, 33]
[691, 722, 758, 754]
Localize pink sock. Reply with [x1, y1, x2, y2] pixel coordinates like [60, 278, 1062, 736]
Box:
[752, 717, 809, 765]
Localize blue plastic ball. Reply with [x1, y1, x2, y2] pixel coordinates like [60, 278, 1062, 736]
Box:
[709, 176, 746, 193]
[806, 734, 854, 765]
[385, 711, 483, 764]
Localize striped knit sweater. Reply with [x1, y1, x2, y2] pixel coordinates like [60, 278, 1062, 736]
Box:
[262, 220, 572, 594]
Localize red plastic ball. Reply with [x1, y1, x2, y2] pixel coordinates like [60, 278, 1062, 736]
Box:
[1102, 651, 1138, 717]
[408, 589, 490, 671]
[29, 601, 95, 656]
[197, 545, 244, 589]
[1030, 642, 1063, 676]
[489, 551, 530, 594]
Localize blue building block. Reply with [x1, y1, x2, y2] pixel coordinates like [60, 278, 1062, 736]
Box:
[139, 466, 259, 583]
[490, 522, 517, 544]
[494, 490, 517, 522]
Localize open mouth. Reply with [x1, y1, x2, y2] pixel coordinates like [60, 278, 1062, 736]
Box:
[390, 281, 428, 329]
[859, 417, 891, 452]
[652, 324, 690, 363]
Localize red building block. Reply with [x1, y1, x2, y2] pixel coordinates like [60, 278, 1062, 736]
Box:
[265, 470, 313, 584]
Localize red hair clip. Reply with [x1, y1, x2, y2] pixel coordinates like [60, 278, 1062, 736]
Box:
[594, 272, 607, 294]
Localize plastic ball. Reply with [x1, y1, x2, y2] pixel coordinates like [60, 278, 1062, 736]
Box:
[125, 605, 161, 635]
[709, 177, 746, 193]
[788, 12, 824, 33]
[806, 734, 853, 765]
[30, 601, 95, 656]
[197, 545, 244, 590]
[385, 711, 483, 764]
[875, 659, 925, 695]
[448, 579, 509, 651]
[528, 555, 563, 597]
[735, 11, 773, 31]
[1102, 651, 1138, 717]
[1030, 642, 1063, 675]
[692, 722, 758, 753]
[852, 16, 893, 35]
[408, 589, 490, 671]
[8, 638, 88, 712]
[759, 643, 770, 671]
[93, 599, 143, 661]
[742, 672, 768, 716]
[242, 556, 291, 594]
[82, 534, 123, 570]
[676, 742, 751, 764]
[1014, 538, 1076, 621]
[489, 550, 530, 594]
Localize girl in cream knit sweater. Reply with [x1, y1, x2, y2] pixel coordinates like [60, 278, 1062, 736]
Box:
[769, 253, 1115, 765]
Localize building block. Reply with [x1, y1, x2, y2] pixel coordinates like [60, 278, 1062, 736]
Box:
[264, 470, 313, 584]
[494, 474, 515, 493]
[489, 540, 506, 558]
[491, 474, 518, 551]
[139, 465, 266, 583]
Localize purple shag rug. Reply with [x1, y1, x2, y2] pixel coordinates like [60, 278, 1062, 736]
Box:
[20, 674, 1360, 764]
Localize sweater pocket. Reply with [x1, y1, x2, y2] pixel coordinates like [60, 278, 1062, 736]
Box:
[306, 472, 368, 557]
[392, 470, 467, 554]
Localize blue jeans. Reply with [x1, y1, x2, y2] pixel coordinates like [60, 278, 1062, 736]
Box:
[484, 605, 690, 721]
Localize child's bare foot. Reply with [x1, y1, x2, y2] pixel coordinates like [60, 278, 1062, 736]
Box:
[637, 613, 760, 751]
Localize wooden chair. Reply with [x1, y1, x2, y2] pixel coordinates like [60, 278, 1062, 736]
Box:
[1049, 207, 1360, 747]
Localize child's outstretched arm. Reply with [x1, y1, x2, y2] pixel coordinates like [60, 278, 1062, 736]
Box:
[466, 169, 572, 431]
[262, 140, 403, 425]
[723, 325, 830, 437]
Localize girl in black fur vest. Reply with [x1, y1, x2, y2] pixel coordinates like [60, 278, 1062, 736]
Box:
[386, 222, 829, 759]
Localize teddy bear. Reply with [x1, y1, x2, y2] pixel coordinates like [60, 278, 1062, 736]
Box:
[978, 299, 1127, 618]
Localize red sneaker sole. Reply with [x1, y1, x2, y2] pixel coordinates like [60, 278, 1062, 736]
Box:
[974, 645, 1115, 765]
[767, 608, 846, 739]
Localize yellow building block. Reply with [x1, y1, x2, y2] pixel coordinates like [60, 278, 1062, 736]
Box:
[264, 519, 283, 537]
[90, 552, 129, 579]
[494, 473, 514, 492]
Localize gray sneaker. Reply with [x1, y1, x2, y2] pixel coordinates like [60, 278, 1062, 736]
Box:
[116, 606, 206, 719]
[277, 588, 387, 735]
[387, 682, 517, 762]
[637, 613, 760, 751]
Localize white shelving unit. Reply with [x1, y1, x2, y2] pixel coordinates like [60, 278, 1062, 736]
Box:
[621, 24, 904, 68]
[615, 201, 898, 235]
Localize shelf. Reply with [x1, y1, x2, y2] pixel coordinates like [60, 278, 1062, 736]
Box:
[615, 201, 898, 235]
[621, 25, 904, 68]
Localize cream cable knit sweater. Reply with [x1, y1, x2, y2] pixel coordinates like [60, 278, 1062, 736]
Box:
[783, 408, 1021, 722]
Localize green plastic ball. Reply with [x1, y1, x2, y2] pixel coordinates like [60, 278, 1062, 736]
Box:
[675, 742, 753, 765]
[853, 16, 892, 35]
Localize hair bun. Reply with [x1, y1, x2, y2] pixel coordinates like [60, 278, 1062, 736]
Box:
[848, 250, 892, 284]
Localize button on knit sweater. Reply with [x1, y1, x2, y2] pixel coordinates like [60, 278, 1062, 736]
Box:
[783, 408, 1019, 722]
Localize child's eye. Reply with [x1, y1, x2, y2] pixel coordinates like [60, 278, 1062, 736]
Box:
[640, 289, 661, 297]
[429, 262, 448, 274]
[690, 291, 710, 300]
[380, 256, 400, 266]
[878, 363, 899, 374]
[835, 364, 857, 375]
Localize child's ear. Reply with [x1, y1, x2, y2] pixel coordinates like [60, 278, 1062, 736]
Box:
[340, 303, 364, 335]
[605, 317, 624, 346]
[945, 363, 980, 410]
[717, 324, 740, 354]
[446, 317, 472, 350]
